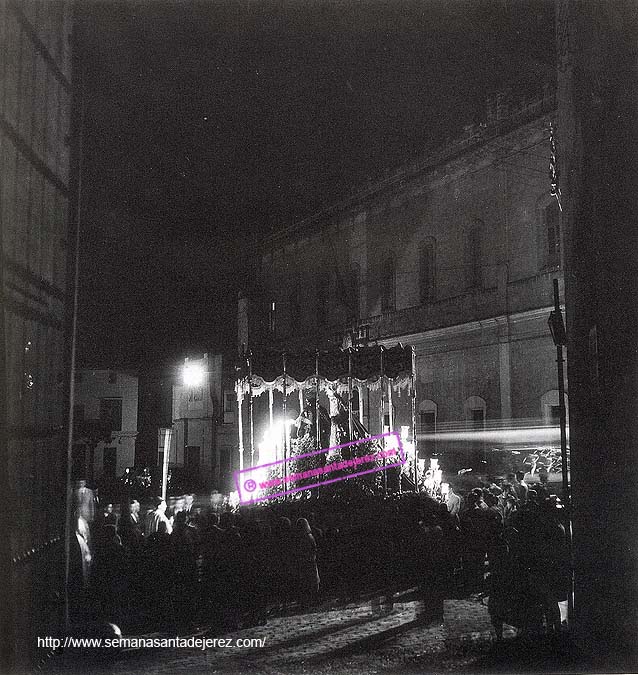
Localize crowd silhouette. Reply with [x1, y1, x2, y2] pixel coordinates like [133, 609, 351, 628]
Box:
[70, 475, 568, 643]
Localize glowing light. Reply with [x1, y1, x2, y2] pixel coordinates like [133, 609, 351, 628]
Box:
[259, 429, 279, 464]
[425, 457, 442, 498]
[400, 440, 415, 473]
[183, 363, 205, 387]
[259, 418, 296, 464]
[417, 424, 568, 445]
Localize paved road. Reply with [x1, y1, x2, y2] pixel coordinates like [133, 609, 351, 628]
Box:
[55, 592, 497, 675]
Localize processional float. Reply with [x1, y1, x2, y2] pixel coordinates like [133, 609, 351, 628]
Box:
[235, 343, 419, 494]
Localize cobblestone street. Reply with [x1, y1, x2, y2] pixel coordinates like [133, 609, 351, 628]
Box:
[54, 591, 499, 675]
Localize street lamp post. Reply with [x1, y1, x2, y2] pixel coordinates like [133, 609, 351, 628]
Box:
[161, 428, 172, 502]
[548, 277, 574, 626]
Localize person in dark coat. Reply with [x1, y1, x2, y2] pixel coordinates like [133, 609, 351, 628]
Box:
[508, 497, 564, 636]
[415, 518, 446, 624]
[117, 499, 144, 629]
[216, 512, 243, 630]
[295, 518, 319, 607]
[460, 490, 492, 593]
[91, 524, 127, 624]
[141, 520, 174, 629]
[487, 532, 517, 641]
[274, 517, 296, 610]
[118, 499, 144, 552]
[199, 511, 225, 624]
[102, 503, 118, 527]
[170, 511, 198, 630]
[69, 517, 93, 624]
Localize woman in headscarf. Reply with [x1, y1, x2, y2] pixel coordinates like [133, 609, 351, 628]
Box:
[295, 518, 320, 608]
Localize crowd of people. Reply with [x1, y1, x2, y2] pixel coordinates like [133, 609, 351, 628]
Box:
[447, 472, 569, 640]
[69, 472, 568, 642]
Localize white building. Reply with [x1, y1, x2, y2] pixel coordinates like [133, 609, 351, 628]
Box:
[161, 353, 238, 492]
[73, 369, 139, 481]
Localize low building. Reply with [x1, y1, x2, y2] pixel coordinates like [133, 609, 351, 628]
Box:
[162, 353, 238, 492]
[72, 369, 139, 483]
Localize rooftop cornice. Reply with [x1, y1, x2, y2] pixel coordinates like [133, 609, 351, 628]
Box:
[262, 90, 557, 250]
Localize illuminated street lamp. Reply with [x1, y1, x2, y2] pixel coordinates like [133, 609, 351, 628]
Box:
[183, 361, 206, 387]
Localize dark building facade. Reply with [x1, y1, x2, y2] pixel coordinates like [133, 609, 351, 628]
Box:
[557, 0, 638, 662]
[1, 1, 76, 670]
[240, 89, 565, 475]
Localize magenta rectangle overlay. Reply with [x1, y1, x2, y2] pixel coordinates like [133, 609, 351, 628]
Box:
[234, 431, 406, 505]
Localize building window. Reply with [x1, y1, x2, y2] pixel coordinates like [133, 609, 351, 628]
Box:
[223, 391, 235, 424]
[381, 255, 396, 313]
[544, 200, 561, 268]
[100, 397, 122, 431]
[268, 299, 276, 334]
[353, 324, 369, 345]
[72, 444, 86, 481]
[419, 239, 436, 305]
[464, 396, 486, 425]
[464, 395, 486, 467]
[185, 446, 200, 472]
[465, 220, 482, 289]
[420, 410, 436, 428]
[103, 447, 117, 480]
[290, 282, 301, 327]
[226, 447, 233, 474]
[74, 372, 83, 383]
[348, 264, 360, 320]
[471, 407, 485, 427]
[73, 404, 85, 423]
[276, 288, 291, 338]
[188, 387, 203, 402]
[108, 371, 117, 384]
[418, 399, 437, 458]
[351, 388, 360, 421]
[316, 273, 329, 326]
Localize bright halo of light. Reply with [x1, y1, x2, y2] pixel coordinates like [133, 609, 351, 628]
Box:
[183, 363, 205, 387]
[259, 419, 296, 464]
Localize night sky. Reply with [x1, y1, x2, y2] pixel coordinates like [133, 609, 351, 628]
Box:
[76, 0, 555, 371]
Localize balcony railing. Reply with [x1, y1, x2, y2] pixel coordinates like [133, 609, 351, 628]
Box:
[355, 270, 564, 341]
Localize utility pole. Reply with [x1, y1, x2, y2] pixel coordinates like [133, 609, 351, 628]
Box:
[548, 277, 574, 625]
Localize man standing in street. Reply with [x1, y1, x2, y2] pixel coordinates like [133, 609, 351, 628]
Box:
[515, 471, 529, 505]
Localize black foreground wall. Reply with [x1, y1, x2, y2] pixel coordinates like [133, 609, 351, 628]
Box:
[557, 0, 638, 661]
